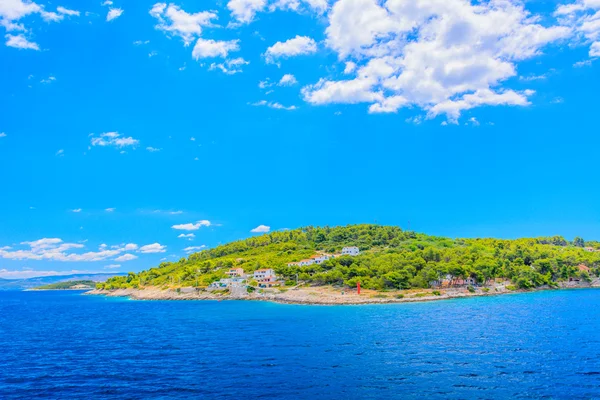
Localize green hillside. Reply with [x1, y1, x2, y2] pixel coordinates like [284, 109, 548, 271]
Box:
[98, 225, 600, 291]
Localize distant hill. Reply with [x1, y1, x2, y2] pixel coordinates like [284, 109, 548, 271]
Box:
[0, 273, 127, 290]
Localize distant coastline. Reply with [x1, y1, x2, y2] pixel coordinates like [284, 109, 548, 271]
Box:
[85, 280, 600, 305]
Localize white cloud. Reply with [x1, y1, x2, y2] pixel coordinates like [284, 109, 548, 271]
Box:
[467, 116, 480, 126]
[300, 0, 571, 122]
[133, 40, 150, 45]
[184, 245, 206, 253]
[178, 233, 195, 239]
[0, 0, 66, 34]
[101, 1, 113, 5]
[0, 132, 6, 138]
[57, 6, 80, 16]
[105, 207, 115, 212]
[192, 38, 240, 59]
[555, 0, 600, 58]
[0, 238, 128, 262]
[139, 243, 167, 253]
[250, 100, 297, 110]
[104, 264, 121, 269]
[250, 224, 270, 233]
[574, 59, 593, 67]
[55, 149, 64, 156]
[278, 73, 297, 86]
[0, 268, 107, 279]
[227, 0, 267, 24]
[149, 3, 218, 46]
[90, 132, 139, 150]
[265, 35, 317, 63]
[5, 34, 39, 50]
[124, 243, 138, 251]
[114, 253, 138, 262]
[40, 76, 56, 84]
[343, 61, 356, 74]
[106, 7, 123, 22]
[171, 220, 211, 230]
[209, 57, 249, 74]
[71, 208, 82, 213]
[146, 146, 161, 152]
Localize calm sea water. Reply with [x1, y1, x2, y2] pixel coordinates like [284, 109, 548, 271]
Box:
[1, 290, 600, 399]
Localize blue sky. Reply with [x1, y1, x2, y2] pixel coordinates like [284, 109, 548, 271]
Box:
[1, 0, 599, 278]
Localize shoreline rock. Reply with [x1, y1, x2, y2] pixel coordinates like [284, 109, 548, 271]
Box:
[85, 280, 600, 305]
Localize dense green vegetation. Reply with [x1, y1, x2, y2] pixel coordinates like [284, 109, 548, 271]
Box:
[98, 225, 600, 291]
[36, 280, 96, 290]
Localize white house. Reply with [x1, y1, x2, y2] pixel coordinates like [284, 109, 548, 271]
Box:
[311, 254, 333, 264]
[342, 246, 360, 256]
[254, 268, 276, 282]
[298, 259, 315, 267]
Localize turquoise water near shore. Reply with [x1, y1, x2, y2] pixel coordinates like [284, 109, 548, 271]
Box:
[1, 289, 600, 399]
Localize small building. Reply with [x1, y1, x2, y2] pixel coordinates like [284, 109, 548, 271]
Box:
[226, 267, 245, 277]
[254, 268, 276, 282]
[310, 254, 333, 264]
[298, 259, 315, 267]
[342, 246, 360, 256]
[584, 247, 595, 252]
[258, 281, 280, 288]
[578, 264, 590, 272]
[287, 262, 299, 267]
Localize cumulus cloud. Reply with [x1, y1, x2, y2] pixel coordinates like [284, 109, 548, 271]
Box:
[555, 0, 600, 58]
[250, 224, 270, 233]
[106, 7, 123, 21]
[90, 132, 139, 150]
[0, 0, 65, 33]
[265, 35, 317, 63]
[114, 253, 138, 262]
[71, 208, 82, 213]
[5, 34, 39, 50]
[299, 0, 571, 122]
[278, 73, 298, 86]
[172, 220, 211, 230]
[150, 3, 218, 46]
[139, 243, 167, 253]
[146, 146, 161, 152]
[227, 0, 267, 24]
[105, 208, 115, 212]
[192, 38, 240, 59]
[178, 233, 195, 240]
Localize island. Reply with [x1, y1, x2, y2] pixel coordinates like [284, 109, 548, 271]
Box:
[35, 280, 96, 290]
[88, 224, 600, 304]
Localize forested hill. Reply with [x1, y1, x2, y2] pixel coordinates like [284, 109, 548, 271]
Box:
[98, 225, 600, 291]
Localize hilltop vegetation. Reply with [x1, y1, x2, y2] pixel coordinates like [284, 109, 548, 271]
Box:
[98, 225, 600, 291]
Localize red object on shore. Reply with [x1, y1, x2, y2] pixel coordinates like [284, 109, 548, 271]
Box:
[357, 281, 361, 295]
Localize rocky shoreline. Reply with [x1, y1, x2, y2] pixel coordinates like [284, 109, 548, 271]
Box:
[85, 280, 600, 305]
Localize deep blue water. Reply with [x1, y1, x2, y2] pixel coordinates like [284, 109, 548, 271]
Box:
[1, 290, 600, 399]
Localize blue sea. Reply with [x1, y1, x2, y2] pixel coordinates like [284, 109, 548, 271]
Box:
[1, 290, 600, 399]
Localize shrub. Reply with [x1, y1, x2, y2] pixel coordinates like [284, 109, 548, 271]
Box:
[432, 290, 441, 296]
[395, 294, 404, 299]
[506, 285, 517, 291]
[467, 285, 475, 293]
[482, 287, 490, 293]
[414, 293, 428, 297]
